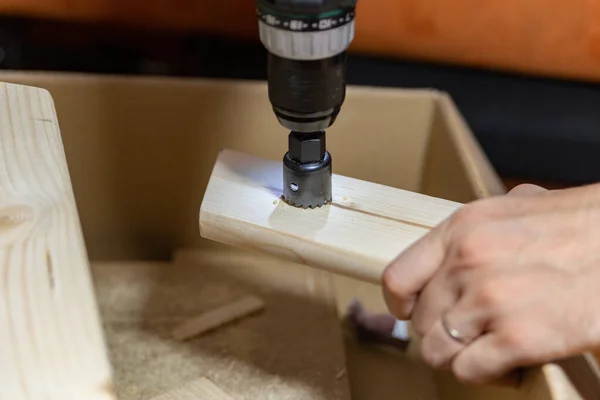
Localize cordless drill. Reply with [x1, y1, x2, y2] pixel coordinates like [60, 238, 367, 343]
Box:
[255, 0, 358, 208]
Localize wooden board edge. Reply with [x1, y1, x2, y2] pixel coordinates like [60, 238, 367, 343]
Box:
[0, 82, 115, 399]
[541, 354, 600, 400]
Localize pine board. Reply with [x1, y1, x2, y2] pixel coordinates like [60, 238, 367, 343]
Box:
[199, 149, 462, 284]
[0, 82, 114, 399]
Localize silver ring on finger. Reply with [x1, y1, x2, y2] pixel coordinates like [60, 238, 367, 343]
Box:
[441, 314, 474, 345]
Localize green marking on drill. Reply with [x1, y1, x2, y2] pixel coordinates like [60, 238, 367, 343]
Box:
[257, 4, 345, 20]
[318, 10, 347, 18]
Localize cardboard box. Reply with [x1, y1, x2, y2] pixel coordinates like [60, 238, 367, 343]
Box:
[1, 71, 598, 399]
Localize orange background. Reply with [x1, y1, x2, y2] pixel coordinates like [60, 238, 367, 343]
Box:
[3, 0, 600, 83]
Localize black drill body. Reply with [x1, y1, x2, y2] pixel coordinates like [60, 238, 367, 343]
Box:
[256, 0, 357, 208]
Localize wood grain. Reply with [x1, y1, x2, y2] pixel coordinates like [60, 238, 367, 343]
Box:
[199, 149, 463, 284]
[172, 295, 265, 341]
[149, 377, 235, 400]
[0, 82, 114, 399]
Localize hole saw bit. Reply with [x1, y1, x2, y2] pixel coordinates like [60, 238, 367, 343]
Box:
[255, 0, 358, 209]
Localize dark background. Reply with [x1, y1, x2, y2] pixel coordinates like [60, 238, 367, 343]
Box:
[1, 16, 599, 187]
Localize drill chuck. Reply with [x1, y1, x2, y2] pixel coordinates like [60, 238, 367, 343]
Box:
[268, 52, 346, 133]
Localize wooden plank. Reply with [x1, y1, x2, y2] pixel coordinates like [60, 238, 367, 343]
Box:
[150, 377, 235, 400]
[172, 295, 265, 341]
[0, 82, 115, 399]
[199, 149, 463, 284]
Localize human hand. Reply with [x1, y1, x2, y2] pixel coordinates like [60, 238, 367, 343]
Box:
[382, 183, 600, 384]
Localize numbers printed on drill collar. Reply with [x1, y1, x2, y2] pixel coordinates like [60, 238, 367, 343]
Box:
[257, 8, 355, 32]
